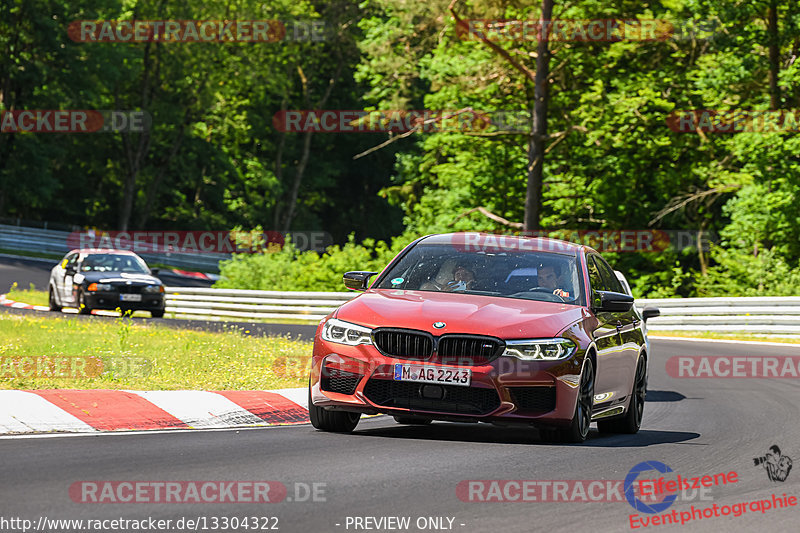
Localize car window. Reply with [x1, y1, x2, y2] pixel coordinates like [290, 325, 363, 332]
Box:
[79, 254, 150, 274]
[586, 255, 604, 292]
[592, 255, 624, 293]
[63, 253, 79, 269]
[374, 243, 583, 305]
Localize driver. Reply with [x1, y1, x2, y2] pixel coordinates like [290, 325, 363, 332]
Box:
[443, 264, 475, 292]
[538, 263, 570, 298]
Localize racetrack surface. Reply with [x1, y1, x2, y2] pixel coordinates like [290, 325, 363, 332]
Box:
[1, 339, 798, 532]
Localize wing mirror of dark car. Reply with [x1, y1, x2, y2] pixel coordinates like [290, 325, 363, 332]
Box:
[65, 265, 76, 275]
[343, 271, 378, 291]
[150, 268, 160, 276]
[593, 290, 635, 313]
[642, 307, 660, 321]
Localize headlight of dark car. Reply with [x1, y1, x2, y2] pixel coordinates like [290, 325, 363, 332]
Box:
[321, 318, 373, 346]
[87, 283, 113, 292]
[142, 285, 165, 293]
[502, 338, 577, 360]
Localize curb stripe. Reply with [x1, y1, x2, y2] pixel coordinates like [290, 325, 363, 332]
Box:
[129, 390, 266, 428]
[216, 391, 309, 425]
[33, 390, 187, 431]
[0, 391, 96, 433]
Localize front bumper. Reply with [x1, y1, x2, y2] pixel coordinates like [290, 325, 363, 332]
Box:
[83, 291, 165, 311]
[310, 336, 587, 427]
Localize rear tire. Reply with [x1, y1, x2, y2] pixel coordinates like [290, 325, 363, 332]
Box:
[393, 416, 432, 425]
[77, 290, 91, 315]
[48, 287, 62, 312]
[598, 355, 646, 435]
[308, 382, 360, 433]
[151, 310, 165, 318]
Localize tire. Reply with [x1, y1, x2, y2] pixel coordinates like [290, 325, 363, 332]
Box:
[308, 382, 360, 433]
[48, 287, 62, 312]
[77, 290, 92, 315]
[543, 358, 594, 443]
[393, 416, 432, 425]
[598, 355, 646, 435]
[151, 310, 165, 318]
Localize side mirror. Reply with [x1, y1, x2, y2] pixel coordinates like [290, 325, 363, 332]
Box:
[150, 268, 160, 276]
[65, 265, 76, 275]
[642, 307, 660, 321]
[343, 271, 378, 291]
[593, 290, 634, 313]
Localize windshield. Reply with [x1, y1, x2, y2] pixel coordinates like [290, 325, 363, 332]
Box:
[376, 243, 583, 305]
[80, 254, 150, 274]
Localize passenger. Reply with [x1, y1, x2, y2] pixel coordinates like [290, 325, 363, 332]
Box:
[538, 263, 570, 298]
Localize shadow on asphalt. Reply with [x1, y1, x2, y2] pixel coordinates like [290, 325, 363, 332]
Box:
[645, 390, 688, 402]
[352, 422, 701, 447]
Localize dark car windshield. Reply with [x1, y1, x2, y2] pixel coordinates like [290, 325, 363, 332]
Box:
[375, 243, 583, 305]
[80, 254, 150, 274]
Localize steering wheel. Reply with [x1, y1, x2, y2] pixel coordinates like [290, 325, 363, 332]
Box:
[528, 286, 568, 302]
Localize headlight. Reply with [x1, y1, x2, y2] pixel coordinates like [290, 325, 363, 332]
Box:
[142, 285, 164, 293]
[503, 338, 577, 361]
[321, 318, 373, 346]
[87, 283, 113, 292]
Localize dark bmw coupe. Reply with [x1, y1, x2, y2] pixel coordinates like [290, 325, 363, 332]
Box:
[48, 249, 166, 317]
[308, 233, 659, 443]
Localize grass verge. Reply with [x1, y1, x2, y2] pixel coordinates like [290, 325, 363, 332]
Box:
[5, 283, 49, 307]
[0, 312, 311, 390]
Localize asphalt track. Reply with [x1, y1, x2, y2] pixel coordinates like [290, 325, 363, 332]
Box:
[1, 337, 799, 532]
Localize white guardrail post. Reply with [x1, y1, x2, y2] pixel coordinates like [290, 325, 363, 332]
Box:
[161, 289, 800, 335]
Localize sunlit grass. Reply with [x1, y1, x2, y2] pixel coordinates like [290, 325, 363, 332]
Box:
[0, 312, 311, 390]
[5, 283, 49, 307]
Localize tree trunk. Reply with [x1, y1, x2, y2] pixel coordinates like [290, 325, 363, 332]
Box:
[523, 0, 554, 232]
[768, 0, 780, 110]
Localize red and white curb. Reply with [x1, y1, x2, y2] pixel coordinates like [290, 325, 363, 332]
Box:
[0, 388, 308, 435]
[0, 294, 49, 312]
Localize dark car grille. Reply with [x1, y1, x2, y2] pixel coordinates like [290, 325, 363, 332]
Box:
[114, 284, 144, 294]
[437, 335, 504, 365]
[320, 368, 362, 395]
[509, 387, 556, 413]
[363, 379, 501, 415]
[372, 329, 433, 360]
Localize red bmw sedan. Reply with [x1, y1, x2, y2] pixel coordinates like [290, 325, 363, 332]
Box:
[308, 233, 658, 443]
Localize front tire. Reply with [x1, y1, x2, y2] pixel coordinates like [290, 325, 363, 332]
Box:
[598, 355, 646, 435]
[543, 358, 594, 443]
[48, 287, 62, 312]
[151, 309, 165, 318]
[308, 383, 360, 433]
[77, 290, 92, 315]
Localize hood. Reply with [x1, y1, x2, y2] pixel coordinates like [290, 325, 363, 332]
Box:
[335, 289, 588, 339]
[79, 271, 160, 285]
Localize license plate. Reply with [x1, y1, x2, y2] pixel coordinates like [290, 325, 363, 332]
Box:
[393, 364, 471, 386]
[120, 294, 142, 302]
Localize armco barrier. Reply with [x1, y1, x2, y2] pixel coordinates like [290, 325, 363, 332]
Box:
[163, 289, 800, 335]
[165, 287, 357, 321]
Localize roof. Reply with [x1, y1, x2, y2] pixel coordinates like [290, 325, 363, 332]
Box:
[69, 248, 141, 256]
[419, 232, 583, 255]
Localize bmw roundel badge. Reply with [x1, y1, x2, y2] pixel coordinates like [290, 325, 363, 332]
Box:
[433, 322, 446, 329]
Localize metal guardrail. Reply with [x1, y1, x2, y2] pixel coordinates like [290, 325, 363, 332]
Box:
[0, 223, 225, 271]
[164, 289, 800, 334]
[165, 287, 356, 321]
[639, 297, 800, 335]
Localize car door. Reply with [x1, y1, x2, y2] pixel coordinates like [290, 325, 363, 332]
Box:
[590, 254, 639, 398]
[59, 252, 79, 304]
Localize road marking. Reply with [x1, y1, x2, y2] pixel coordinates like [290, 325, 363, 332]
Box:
[650, 335, 800, 349]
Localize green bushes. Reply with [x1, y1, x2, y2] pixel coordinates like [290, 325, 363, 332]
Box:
[215, 235, 409, 291]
